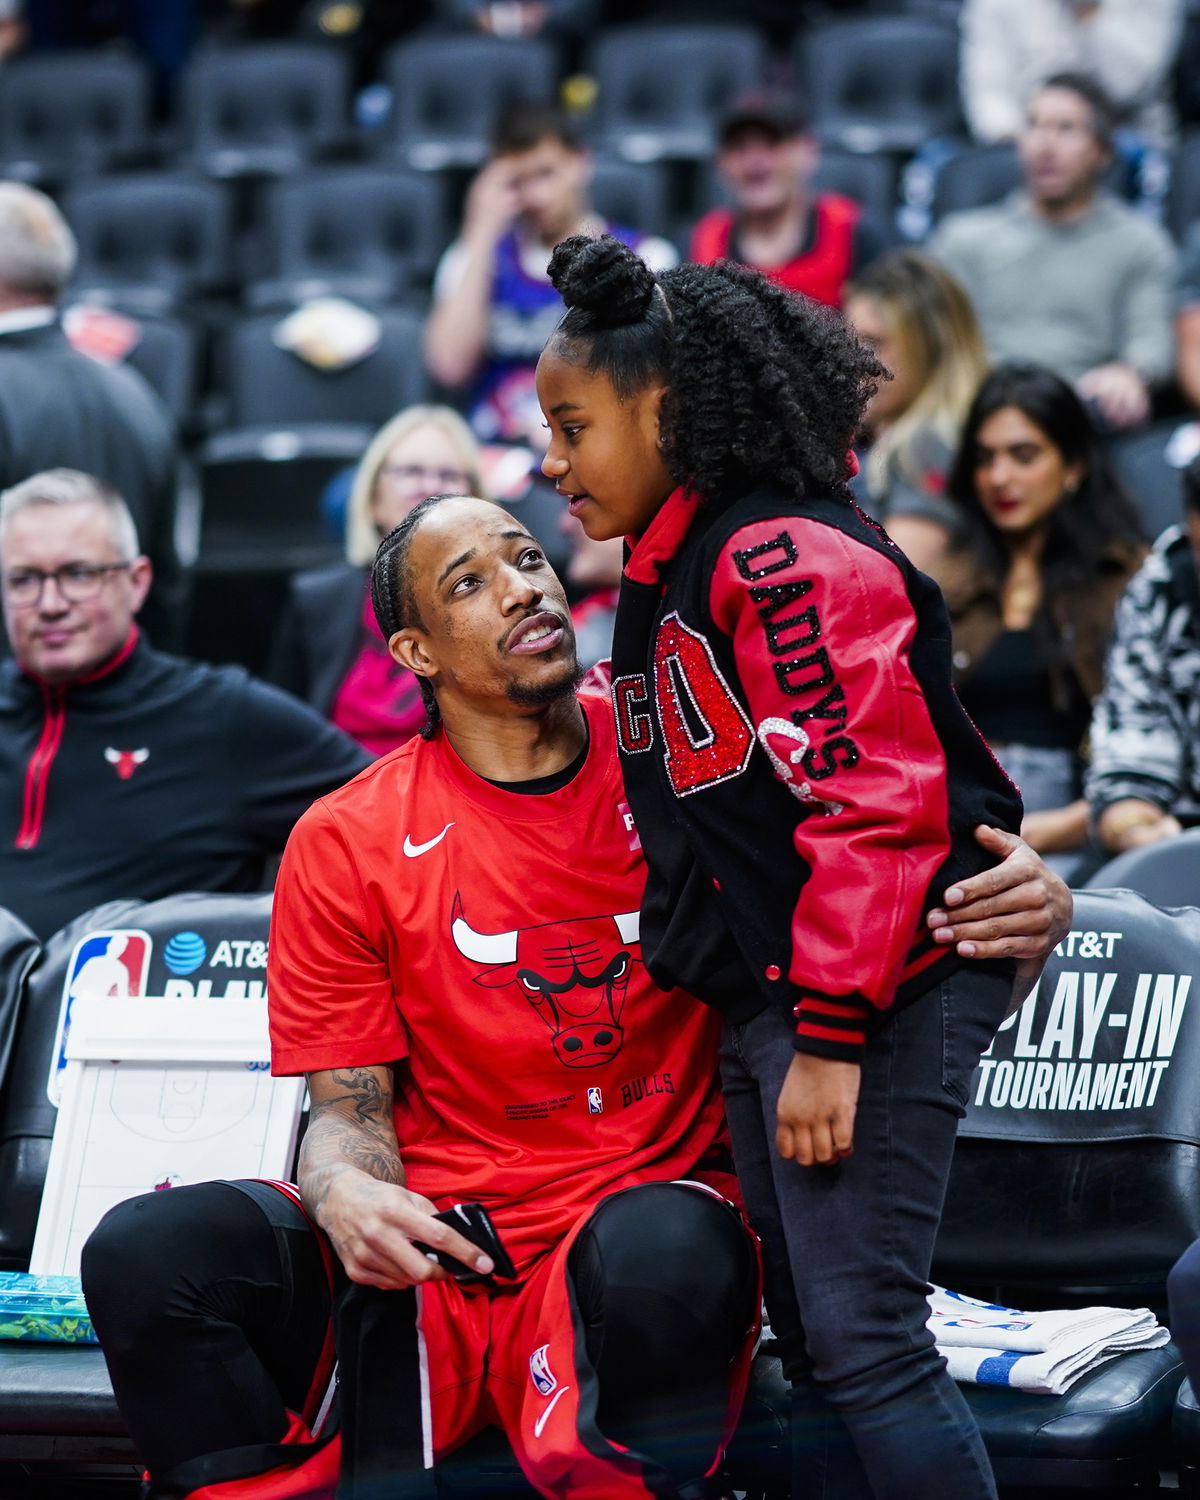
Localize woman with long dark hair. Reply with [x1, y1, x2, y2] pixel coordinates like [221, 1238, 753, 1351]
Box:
[934, 363, 1148, 877]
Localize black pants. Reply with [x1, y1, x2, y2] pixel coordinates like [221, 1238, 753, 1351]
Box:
[82, 1179, 756, 1496]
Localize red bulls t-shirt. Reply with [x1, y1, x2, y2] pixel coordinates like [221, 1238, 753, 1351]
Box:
[269, 692, 728, 1274]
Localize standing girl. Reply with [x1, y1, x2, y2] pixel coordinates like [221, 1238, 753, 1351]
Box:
[536, 235, 1024, 1500]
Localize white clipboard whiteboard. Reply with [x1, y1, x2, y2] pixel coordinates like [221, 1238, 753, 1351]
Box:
[30, 995, 305, 1276]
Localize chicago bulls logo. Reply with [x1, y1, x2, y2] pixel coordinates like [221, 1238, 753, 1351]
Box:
[450, 894, 639, 1068]
[104, 747, 149, 781]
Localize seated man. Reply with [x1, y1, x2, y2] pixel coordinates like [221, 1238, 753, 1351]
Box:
[83, 495, 1070, 1500]
[423, 103, 676, 445]
[931, 73, 1176, 431]
[689, 91, 893, 308]
[0, 468, 369, 937]
[1088, 455, 1200, 855]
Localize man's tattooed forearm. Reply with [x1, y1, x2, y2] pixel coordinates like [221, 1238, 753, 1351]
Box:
[301, 1117, 404, 1188]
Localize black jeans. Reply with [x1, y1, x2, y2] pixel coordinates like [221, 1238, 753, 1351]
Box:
[82, 1178, 756, 1495]
[719, 966, 1013, 1500]
[1168, 1237, 1200, 1395]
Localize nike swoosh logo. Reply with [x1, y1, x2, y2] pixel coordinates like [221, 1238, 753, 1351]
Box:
[533, 1385, 571, 1439]
[403, 822, 455, 858]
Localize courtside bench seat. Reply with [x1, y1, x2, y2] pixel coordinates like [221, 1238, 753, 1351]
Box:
[0, 1343, 135, 1464]
[0, 1342, 791, 1495]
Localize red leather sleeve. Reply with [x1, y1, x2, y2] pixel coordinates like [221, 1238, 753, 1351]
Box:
[709, 516, 952, 1061]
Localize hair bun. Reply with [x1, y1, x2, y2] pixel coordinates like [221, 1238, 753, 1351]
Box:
[548, 234, 657, 327]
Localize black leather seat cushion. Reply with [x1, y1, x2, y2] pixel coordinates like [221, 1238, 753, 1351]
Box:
[1174, 1377, 1200, 1474]
[962, 1344, 1183, 1488]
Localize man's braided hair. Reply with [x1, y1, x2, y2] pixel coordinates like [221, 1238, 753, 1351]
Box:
[546, 234, 885, 508]
[370, 492, 463, 740]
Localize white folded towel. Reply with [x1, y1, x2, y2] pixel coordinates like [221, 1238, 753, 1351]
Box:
[928, 1285, 1170, 1396]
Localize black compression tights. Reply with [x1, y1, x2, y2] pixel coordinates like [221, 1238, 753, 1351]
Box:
[82, 1179, 756, 1485]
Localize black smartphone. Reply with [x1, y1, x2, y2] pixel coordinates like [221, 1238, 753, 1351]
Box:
[414, 1201, 516, 1284]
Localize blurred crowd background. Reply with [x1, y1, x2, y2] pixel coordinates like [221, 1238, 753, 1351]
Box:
[0, 0, 1199, 900]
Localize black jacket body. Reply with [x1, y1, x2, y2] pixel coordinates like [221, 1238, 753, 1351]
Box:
[0, 634, 370, 938]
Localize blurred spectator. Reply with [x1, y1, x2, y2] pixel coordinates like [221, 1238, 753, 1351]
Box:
[1176, 222, 1200, 411]
[1088, 454, 1200, 856]
[559, 510, 622, 669]
[931, 74, 1176, 431]
[0, 0, 22, 58]
[844, 249, 987, 572]
[959, 0, 1183, 151]
[931, 364, 1147, 878]
[269, 405, 486, 754]
[423, 102, 676, 444]
[690, 92, 892, 308]
[0, 183, 179, 640]
[0, 469, 368, 939]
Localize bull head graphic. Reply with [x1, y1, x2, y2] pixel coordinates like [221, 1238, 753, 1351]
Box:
[104, 747, 150, 781]
[450, 894, 640, 1068]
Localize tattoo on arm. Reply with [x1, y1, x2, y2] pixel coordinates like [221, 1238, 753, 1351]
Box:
[309, 1067, 390, 1128]
[300, 1066, 405, 1214]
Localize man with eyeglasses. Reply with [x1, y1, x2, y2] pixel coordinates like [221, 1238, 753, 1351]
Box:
[0, 468, 370, 939]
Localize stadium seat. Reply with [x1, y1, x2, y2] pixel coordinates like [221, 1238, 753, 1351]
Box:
[1109, 419, 1189, 543]
[1167, 131, 1200, 243]
[380, 35, 559, 171]
[61, 173, 233, 313]
[185, 423, 370, 673]
[247, 166, 448, 310]
[222, 308, 428, 429]
[178, 42, 352, 178]
[931, 143, 1023, 222]
[1175, 1378, 1200, 1496]
[0, 50, 152, 185]
[195, 424, 367, 575]
[797, 17, 963, 153]
[63, 303, 202, 430]
[0, 908, 40, 1170]
[588, 24, 767, 163]
[589, 156, 674, 238]
[1084, 827, 1200, 907]
[931, 888, 1198, 1488]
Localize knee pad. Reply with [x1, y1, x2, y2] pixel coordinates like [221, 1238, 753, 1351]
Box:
[81, 1181, 288, 1343]
[571, 1183, 756, 1380]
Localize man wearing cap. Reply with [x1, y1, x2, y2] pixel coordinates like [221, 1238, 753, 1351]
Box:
[690, 92, 893, 307]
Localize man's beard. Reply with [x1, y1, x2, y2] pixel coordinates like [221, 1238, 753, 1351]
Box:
[505, 657, 584, 709]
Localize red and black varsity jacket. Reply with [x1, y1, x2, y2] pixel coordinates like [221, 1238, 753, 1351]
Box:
[609, 487, 1023, 1064]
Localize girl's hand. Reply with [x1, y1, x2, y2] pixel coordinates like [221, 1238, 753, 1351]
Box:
[776, 1053, 861, 1166]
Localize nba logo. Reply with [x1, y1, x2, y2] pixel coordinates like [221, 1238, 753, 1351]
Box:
[48, 929, 152, 1105]
[529, 1344, 557, 1396]
[587, 1087, 603, 1114]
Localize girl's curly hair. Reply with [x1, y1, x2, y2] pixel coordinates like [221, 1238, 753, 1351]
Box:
[547, 234, 884, 507]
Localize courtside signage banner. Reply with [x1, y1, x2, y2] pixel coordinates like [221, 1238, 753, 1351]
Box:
[46, 913, 270, 1107]
[959, 890, 1200, 1145]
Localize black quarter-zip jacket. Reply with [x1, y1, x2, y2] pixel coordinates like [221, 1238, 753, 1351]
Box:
[0, 631, 370, 939]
